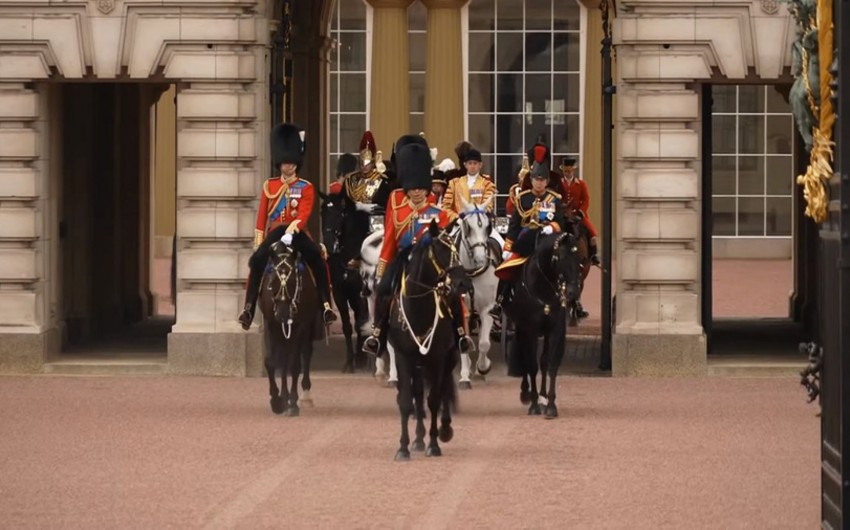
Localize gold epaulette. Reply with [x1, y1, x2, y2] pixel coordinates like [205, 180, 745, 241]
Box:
[262, 178, 285, 200]
[547, 189, 562, 200]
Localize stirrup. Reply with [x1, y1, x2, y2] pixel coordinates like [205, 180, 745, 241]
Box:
[488, 304, 502, 320]
[459, 335, 475, 354]
[363, 334, 381, 356]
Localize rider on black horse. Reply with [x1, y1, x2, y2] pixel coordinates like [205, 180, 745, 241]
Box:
[238, 123, 337, 330]
[362, 136, 474, 357]
[489, 161, 567, 321]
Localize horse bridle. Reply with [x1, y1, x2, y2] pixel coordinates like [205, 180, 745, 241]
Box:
[459, 209, 496, 277]
[268, 245, 303, 336]
[520, 232, 578, 314]
[398, 231, 464, 354]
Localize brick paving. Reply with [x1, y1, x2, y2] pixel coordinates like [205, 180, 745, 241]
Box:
[0, 373, 819, 528]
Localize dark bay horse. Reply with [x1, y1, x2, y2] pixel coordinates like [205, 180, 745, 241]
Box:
[502, 232, 583, 419]
[259, 241, 318, 416]
[319, 191, 370, 373]
[387, 222, 466, 461]
[564, 215, 592, 326]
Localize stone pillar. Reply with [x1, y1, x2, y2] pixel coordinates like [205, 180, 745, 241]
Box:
[366, 0, 414, 147]
[581, 4, 603, 231]
[0, 82, 58, 372]
[611, 29, 706, 376]
[420, 0, 465, 164]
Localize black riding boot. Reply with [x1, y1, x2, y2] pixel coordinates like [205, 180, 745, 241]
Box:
[590, 243, 600, 266]
[362, 293, 390, 356]
[488, 279, 511, 320]
[238, 250, 269, 330]
[292, 233, 337, 325]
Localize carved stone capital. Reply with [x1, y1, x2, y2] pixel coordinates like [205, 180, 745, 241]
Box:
[364, 0, 415, 9]
[420, 0, 468, 9]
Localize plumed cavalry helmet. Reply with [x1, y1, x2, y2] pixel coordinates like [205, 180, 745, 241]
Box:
[336, 153, 358, 177]
[527, 141, 551, 169]
[397, 143, 434, 192]
[432, 158, 455, 186]
[359, 130, 379, 167]
[270, 123, 306, 171]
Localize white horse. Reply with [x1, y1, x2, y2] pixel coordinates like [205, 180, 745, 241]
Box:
[359, 228, 398, 385]
[455, 195, 500, 389]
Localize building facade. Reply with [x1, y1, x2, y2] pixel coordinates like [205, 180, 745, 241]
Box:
[0, 0, 798, 376]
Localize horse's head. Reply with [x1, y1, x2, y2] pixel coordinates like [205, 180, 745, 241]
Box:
[267, 241, 300, 323]
[319, 191, 347, 254]
[551, 232, 583, 302]
[458, 195, 494, 269]
[406, 220, 466, 296]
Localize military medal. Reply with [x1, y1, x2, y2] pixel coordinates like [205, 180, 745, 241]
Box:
[291, 198, 298, 207]
[547, 212, 554, 220]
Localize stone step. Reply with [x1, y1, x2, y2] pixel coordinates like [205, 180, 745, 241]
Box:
[707, 359, 806, 378]
[42, 359, 169, 376]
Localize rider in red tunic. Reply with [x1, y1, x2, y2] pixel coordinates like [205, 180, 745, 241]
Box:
[237, 123, 337, 330]
[559, 157, 599, 265]
[362, 137, 474, 357]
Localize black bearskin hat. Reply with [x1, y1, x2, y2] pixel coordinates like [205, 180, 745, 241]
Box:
[271, 123, 305, 170]
[391, 134, 429, 168]
[397, 143, 434, 192]
[336, 153, 358, 176]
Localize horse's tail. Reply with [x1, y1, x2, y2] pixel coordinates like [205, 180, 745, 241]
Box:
[443, 363, 459, 414]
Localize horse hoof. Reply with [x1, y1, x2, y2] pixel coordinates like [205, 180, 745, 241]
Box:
[477, 363, 492, 376]
[395, 449, 411, 462]
[299, 398, 314, 408]
[426, 445, 442, 457]
[544, 404, 558, 419]
[270, 397, 285, 415]
[386, 379, 398, 388]
[528, 403, 542, 415]
[459, 380, 472, 390]
[412, 440, 426, 452]
[520, 390, 532, 405]
[537, 395, 549, 407]
[285, 406, 300, 417]
[342, 364, 354, 374]
[438, 424, 454, 443]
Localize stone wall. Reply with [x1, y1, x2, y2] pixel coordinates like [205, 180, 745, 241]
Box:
[0, 0, 272, 374]
[611, 0, 796, 375]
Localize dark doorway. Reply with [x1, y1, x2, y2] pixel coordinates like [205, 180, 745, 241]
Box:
[58, 83, 174, 357]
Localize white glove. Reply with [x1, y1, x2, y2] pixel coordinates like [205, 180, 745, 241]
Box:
[355, 202, 377, 214]
[281, 233, 294, 246]
[542, 225, 554, 235]
[502, 251, 512, 260]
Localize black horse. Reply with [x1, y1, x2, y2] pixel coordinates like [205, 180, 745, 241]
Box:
[319, 191, 371, 373]
[259, 241, 318, 416]
[387, 222, 465, 461]
[502, 232, 583, 419]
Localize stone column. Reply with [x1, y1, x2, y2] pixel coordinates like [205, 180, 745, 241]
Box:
[0, 82, 56, 373]
[611, 26, 706, 376]
[421, 0, 466, 164]
[366, 0, 414, 148]
[581, 4, 603, 230]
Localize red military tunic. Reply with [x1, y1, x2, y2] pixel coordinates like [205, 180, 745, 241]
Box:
[561, 177, 597, 238]
[329, 180, 343, 195]
[377, 190, 452, 278]
[254, 175, 314, 248]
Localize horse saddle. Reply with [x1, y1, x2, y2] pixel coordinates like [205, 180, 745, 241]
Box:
[494, 254, 529, 281]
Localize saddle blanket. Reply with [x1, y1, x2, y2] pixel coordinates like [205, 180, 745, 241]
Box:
[494, 253, 528, 281]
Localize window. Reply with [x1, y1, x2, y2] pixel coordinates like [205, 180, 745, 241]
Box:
[329, 0, 368, 186]
[409, 2, 426, 135]
[711, 85, 795, 238]
[467, 0, 582, 213]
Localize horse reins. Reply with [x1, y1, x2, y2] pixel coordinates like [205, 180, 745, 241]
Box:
[269, 249, 303, 338]
[458, 209, 497, 278]
[398, 233, 462, 355]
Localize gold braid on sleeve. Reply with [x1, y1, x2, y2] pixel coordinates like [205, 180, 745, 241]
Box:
[797, 0, 835, 223]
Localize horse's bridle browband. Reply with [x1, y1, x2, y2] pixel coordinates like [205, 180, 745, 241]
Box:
[459, 209, 496, 277]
